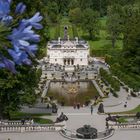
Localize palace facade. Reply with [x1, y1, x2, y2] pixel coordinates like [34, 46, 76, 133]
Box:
[47, 37, 89, 66]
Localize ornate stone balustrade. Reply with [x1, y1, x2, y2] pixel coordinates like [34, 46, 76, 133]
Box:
[0, 123, 64, 133]
[0, 120, 31, 126]
[109, 122, 140, 130]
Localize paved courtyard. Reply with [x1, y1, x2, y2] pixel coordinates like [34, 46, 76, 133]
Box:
[1, 103, 140, 140]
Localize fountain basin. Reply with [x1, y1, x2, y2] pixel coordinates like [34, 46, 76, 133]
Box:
[76, 125, 97, 139]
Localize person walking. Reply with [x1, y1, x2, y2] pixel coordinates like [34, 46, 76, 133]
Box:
[73, 102, 76, 109]
[106, 120, 109, 129]
[124, 101, 127, 108]
[77, 103, 80, 109]
[90, 105, 93, 115]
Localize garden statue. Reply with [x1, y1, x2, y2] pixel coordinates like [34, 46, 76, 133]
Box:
[56, 112, 68, 123]
[64, 26, 68, 40]
[52, 103, 58, 113]
[98, 103, 104, 113]
[136, 112, 140, 119]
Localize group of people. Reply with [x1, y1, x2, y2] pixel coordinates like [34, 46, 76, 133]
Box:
[73, 103, 81, 109]
[21, 118, 34, 125]
[124, 101, 127, 108]
[73, 102, 94, 114]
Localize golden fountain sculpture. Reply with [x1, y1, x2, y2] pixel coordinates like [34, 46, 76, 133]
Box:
[68, 84, 78, 94]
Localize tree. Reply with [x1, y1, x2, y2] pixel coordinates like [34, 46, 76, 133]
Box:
[106, 4, 140, 91]
[107, 5, 122, 47]
[56, 0, 70, 15]
[47, 1, 59, 23]
[107, 0, 135, 6]
[68, 0, 79, 10]
[0, 67, 41, 119]
[69, 8, 82, 25]
[80, 0, 93, 9]
[81, 9, 100, 39]
[79, 0, 108, 16]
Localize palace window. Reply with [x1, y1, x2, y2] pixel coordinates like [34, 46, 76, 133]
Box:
[80, 59, 82, 61]
[55, 59, 57, 61]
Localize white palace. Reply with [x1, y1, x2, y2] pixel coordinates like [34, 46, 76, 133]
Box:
[47, 37, 89, 66]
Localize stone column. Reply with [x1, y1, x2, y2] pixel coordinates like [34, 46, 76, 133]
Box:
[68, 59, 70, 65]
[64, 59, 66, 65]
[70, 59, 71, 65]
[58, 37, 61, 44]
[71, 59, 73, 65]
[66, 59, 68, 65]
[75, 37, 78, 44]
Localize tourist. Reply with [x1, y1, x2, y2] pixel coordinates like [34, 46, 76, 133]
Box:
[124, 102, 127, 108]
[30, 118, 34, 124]
[106, 120, 109, 129]
[77, 103, 80, 109]
[47, 104, 50, 109]
[21, 119, 25, 125]
[90, 105, 93, 115]
[73, 102, 76, 109]
[41, 97, 44, 103]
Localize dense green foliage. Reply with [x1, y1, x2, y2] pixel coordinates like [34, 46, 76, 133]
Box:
[81, 9, 100, 39]
[105, 4, 140, 92]
[0, 66, 41, 119]
[0, 0, 44, 119]
[46, 0, 140, 93]
[69, 8, 82, 25]
[99, 68, 120, 92]
[107, 4, 122, 48]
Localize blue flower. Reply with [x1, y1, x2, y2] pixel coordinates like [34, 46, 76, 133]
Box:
[0, 0, 12, 25]
[0, 54, 17, 74]
[0, 0, 11, 19]
[1, 15, 13, 25]
[21, 12, 43, 29]
[8, 25, 40, 54]
[0, 1, 43, 73]
[24, 44, 38, 57]
[15, 2, 26, 15]
[8, 49, 32, 65]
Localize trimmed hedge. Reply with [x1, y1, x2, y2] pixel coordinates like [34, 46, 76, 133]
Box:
[100, 68, 120, 92]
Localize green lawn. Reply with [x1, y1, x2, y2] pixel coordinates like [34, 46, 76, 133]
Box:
[10, 112, 53, 124]
[34, 118, 53, 124]
[49, 25, 57, 39]
[10, 112, 51, 118]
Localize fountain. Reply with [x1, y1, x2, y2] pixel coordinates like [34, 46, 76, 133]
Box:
[67, 84, 78, 95]
[47, 81, 99, 106]
[64, 73, 78, 83]
[76, 125, 97, 139]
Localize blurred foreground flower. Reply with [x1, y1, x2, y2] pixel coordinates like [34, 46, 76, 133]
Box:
[0, 1, 43, 73]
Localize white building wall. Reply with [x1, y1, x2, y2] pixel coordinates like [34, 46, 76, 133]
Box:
[47, 39, 90, 66]
[48, 48, 89, 65]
